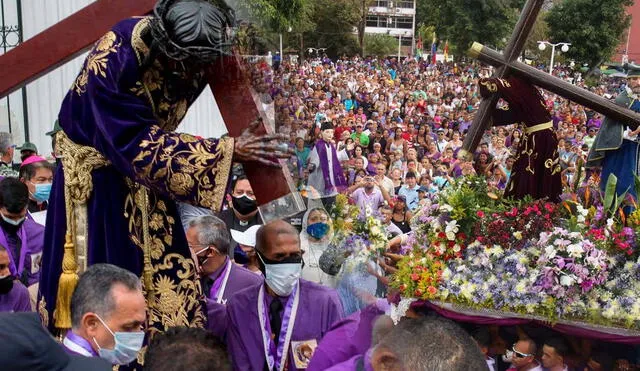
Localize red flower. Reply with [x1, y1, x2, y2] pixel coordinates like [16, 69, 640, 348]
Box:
[477, 210, 485, 218]
[427, 286, 437, 295]
[415, 289, 423, 297]
[410, 273, 420, 281]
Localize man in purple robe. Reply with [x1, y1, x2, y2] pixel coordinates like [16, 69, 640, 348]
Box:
[0, 245, 31, 312]
[307, 122, 348, 210]
[226, 220, 344, 371]
[38, 0, 292, 335]
[307, 305, 386, 371]
[62, 264, 146, 366]
[186, 215, 262, 338]
[0, 178, 44, 290]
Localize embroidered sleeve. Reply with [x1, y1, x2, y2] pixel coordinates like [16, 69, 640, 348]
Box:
[132, 127, 234, 210]
[60, 25, 233, 211]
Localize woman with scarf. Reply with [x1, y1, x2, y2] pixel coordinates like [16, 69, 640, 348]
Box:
[300, 207, 336, 288]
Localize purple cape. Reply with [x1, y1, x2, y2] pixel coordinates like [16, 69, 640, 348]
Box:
[205, 261, 263, 338]
[307, 305, 383, 371]
[315, 139, 347, 192]
[226, 279, 344, 371]
[0, 280, 31, 313]
[0, 219, 44, 287]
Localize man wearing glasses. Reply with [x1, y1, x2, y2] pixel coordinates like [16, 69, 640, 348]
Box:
[505, 339, 543, 371]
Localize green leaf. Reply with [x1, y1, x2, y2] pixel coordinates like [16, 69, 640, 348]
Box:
[634, 174, 640, 201]
[603, 173, 617, 211]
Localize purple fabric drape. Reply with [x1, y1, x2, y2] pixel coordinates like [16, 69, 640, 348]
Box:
[414, 301, 640, 345]
[315, 139, 347, 192]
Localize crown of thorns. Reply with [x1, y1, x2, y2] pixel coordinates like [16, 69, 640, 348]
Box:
[150, 0, 236, 62]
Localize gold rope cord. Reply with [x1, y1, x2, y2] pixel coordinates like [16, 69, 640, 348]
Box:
[53, 132, 110, 329]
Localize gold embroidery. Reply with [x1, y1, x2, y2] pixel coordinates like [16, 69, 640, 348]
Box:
[73, 31, 122, 95]
[132, 126, 234, 210]
[124, 182, 206, 331]
[38, 296, 49, 328]
[480, 80, 498, 93]
[497, 78, 511, 88]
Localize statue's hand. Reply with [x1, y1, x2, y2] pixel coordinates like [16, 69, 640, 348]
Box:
[233, 119, 294, 166]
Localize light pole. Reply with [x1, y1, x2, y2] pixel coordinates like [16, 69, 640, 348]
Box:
[537, 41, 570, 74]
[279, 26, 293, 59]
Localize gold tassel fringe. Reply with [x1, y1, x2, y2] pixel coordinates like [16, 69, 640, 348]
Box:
[53, 233, 79, 329]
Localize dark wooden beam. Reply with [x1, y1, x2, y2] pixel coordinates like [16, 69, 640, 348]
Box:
[471, 42, 640, 129]
[0, 0, 156, 98]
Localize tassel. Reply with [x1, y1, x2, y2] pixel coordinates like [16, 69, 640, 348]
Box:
[54, 233, 79, 329]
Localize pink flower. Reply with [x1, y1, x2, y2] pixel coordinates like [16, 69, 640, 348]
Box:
[477, 210, 485, 218]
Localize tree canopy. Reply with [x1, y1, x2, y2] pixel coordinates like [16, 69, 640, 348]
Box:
[546, 0, 632, 71]
[416, 0, 526, 56]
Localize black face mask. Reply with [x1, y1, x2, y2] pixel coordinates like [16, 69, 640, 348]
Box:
[0, 275, 14, 295]
[232, 195, 258, 216]
[0, 218, 23, 235]
[256, 251, 304, 276]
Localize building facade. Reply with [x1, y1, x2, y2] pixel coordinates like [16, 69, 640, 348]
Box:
[614, 1, 640, 64]
[365, 0, 416, 57]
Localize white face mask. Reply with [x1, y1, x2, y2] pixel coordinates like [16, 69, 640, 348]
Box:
[93, 314, 144, 365]
[258, 254, 302, 296]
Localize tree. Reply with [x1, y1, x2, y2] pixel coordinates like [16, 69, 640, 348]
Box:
[302, 0, 361, 58]
[546, 0, 632, 74]
[231, 0, 315, 33]
[416, 0, 526, 57]
[365, 34, 398, 58]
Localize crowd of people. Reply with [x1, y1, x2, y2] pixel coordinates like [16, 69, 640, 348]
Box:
[0, 50, 637, 371]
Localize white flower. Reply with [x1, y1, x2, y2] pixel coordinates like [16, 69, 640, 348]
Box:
[513, 231, 523, 240]
[445, 220, 459, 241]
[560, 275, 576, 287]
[566, 244, 584, 258]
[452, 244, 461, 252]
[606, 218, 614, 229]
[544, 246, 557, 259]
[439, 204, 453, 212]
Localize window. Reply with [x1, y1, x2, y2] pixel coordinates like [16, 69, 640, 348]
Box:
[397, 0, 414, 8]
[366, 15, 380, 27]
[396, 17, 413, 29]
[375, 0, 389, 7]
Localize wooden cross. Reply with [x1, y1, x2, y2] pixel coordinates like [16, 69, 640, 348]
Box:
[462, 0, 640, 155]
[0, 0, 297, 212]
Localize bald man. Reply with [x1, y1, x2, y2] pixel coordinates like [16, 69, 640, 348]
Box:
[226, 220, 344, 371]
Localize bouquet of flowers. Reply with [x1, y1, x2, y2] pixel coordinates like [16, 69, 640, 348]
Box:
[529, 228, 609, 299]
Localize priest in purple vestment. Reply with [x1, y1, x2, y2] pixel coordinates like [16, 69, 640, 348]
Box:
[61, 264, 146, 366]
[38, 0, 292, 336]
[186, 215, 262, 338]
[0, 245, 32, 313]
[0, 178, 44, 288]
[226, 220, 344, 371]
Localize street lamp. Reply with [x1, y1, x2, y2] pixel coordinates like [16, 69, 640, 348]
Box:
[307, 47, 326, 56]
[537, 41, 571, 74]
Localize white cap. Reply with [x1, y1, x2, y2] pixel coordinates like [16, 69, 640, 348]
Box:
[230, 225, 261, 247]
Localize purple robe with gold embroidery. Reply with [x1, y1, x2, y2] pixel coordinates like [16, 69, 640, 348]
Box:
[38, 17, 234, 333]
[478, 76, 561, 201]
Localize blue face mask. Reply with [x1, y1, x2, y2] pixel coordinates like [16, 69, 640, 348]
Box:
[31, 182, 52, 203]
[306, 222, 330, 240]
[93, 314, 144, 365]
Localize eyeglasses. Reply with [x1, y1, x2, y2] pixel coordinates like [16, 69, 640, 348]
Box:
[512, 346, 533, 358]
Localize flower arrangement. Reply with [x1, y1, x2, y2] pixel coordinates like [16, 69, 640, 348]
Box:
[389, 174, 640, 330]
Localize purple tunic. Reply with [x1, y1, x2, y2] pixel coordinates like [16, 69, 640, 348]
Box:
[205, 259, 263, 338]
[324, 353, 374, 371]
[226, 279, 344, 371]
[307, 305, 383, 371]
[0, 219, 44, 287]
[0, 280, 31, 312]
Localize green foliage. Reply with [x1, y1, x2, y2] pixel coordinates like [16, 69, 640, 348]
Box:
[364, 34, 398, 58]
[416, 0, 525, 56]
[302, 0, 362, 58]
[546, 0, 632, 71]
[232, 0, 315, 33]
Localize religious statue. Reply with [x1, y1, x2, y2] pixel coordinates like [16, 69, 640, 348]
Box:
[307, 122, 348, 210]
[38, 0, 291, 337]
[587, 64, 640, 203]
[477, 75, 562, 201]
